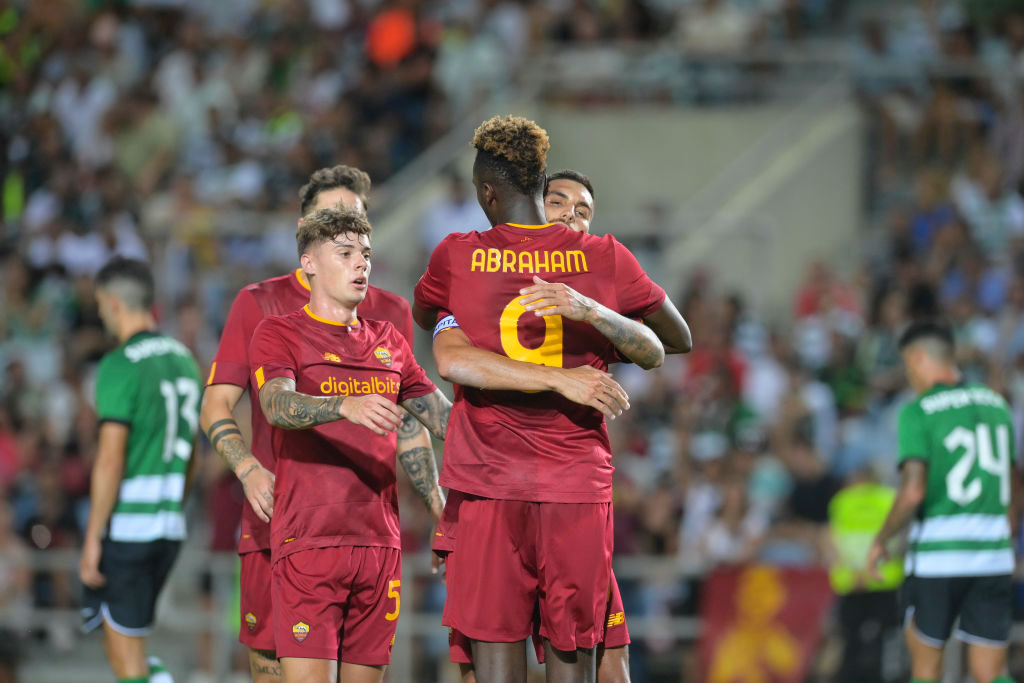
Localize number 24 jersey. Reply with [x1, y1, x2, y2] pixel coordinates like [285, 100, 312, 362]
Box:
[898, 382, 1016, 577]
[414, 222, 665, 504]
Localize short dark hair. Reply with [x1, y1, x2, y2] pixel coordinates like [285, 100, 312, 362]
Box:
[546, 169, 595, 200]
[898, 319, 955, 356]
[96, 257, 155, 311]
[298, 165, 372, 216]
[471, 115, 550, 197]
[296, 206, 372, 259]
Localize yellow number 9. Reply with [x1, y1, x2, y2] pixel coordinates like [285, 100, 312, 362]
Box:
[385, 579, 400, 621]
[499, 296, 564, 368]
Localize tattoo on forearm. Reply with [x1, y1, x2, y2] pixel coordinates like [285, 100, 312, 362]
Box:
[206, 418, 252, 471]
[238, 463, 259, 482]
[210, 427, 242, 450]
[397, 411, 421, 441]
[591, 311, 663, 368]
[402, 391, 451, 441]
[259, 377, 345, 430]
[206, 418, 236, 435]
[398, 445, 443, 511]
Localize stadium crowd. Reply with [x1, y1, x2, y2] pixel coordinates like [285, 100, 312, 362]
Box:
[3, 0, 1024, 680]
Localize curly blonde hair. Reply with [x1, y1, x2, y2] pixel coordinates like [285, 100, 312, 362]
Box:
[471, 116, 550, 196]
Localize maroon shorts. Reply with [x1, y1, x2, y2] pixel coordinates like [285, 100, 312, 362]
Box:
[448, 569, 630, 664]
[602, 570, 630, 650]
[443, 497, 613, 652]
[432, 489, 466, 556]
[240, 549, 275, 651]
[273, 546, 401, 664]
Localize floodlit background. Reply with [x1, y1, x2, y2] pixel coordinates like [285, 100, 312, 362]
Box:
[2, 0, 1024, 680]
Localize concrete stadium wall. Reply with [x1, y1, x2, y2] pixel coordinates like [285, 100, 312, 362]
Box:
[372, 99, 864, 326]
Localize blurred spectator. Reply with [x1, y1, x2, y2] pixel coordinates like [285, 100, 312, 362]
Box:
[418, 169, 488, 256]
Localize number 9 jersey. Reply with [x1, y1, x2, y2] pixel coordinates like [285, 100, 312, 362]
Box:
[898, 382, 1016, 578]
[414, 222, 665, 504]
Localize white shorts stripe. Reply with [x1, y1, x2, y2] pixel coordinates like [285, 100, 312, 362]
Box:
[119, 473, 186, 504]
[109, 510, 186, 542]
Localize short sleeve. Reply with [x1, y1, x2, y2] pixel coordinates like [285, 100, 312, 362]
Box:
[208, 287, 263, 387]
[394, 333, 437, 402]
[393, 298, 415, 350]
[414, 238, 452, 315]
[95, 354, 137, 424]
[611, 238, 666, 318]
[897, 402, 929, 465]
[249, 317, 297, 390]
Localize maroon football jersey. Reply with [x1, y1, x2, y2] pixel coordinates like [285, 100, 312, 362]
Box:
[207, 269, 414, 553]
[249, 307, 436, 561]
[414, 222, 665, 503]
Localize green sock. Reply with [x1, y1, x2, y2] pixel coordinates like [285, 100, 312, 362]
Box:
[117, 678, 147, 683]
[991, 677, 1015, 683]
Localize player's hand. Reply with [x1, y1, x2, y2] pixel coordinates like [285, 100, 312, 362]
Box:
[520, 276, 597, 322]
[79, 536, 106, 589]
[552, 366, 630, 419]
[339, 394, 403, 436]
[431, 548, 445, 577]
[866, 538, 888, 582]
[239, 459, 275, 523]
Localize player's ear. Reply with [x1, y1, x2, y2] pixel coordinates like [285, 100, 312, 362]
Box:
[300, 252, 315, 277]
[480, 182, 497, 209]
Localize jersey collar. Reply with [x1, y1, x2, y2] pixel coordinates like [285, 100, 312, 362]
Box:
[303, 305, 360, 330]
[293, 268, 311, 293]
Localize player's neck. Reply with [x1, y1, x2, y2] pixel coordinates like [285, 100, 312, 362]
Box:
[307, 294, 358, 326]
[495, 195, 546, 226]
[920, 368, 961, 393]
[117, 313, 157, 344]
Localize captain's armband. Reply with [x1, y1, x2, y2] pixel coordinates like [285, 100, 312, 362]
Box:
[433, 314, 460, 339]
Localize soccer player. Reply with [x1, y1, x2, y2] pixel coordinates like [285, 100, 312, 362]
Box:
[199, 166, 444, 682]
[80, 257, 202, 683]
[445, 169, 691, 683]
[868, 319, 1021, 683]
[250, 206, 451, 683]
[414, 116, 670, 683]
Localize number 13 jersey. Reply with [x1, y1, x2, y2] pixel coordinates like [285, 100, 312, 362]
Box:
[898, 382, 1016, 577]
[415, 222, 665, 503]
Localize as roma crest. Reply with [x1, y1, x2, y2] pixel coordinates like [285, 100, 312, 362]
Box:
[374, 346, 393, 368]
[292, 621, 310, 643]
[245, 612, 257, 632]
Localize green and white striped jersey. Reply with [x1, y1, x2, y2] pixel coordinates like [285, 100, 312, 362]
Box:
[898, 382, 1016, 577]
[95, 331, 201, 543]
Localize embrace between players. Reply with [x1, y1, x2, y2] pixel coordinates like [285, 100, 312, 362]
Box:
[78, 113, 1023, 683]
[200, 115, 691, 683]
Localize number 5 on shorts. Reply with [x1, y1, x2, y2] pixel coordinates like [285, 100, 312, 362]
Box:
[385, 579, 401, 621]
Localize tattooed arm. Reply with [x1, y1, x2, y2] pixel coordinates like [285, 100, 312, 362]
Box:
[396, 410, 445, 523]
[200, 383, 276, 522]
[519, 276, 664, 369]
[258, 376, 403, 435]
[400, 389, 451, 442]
